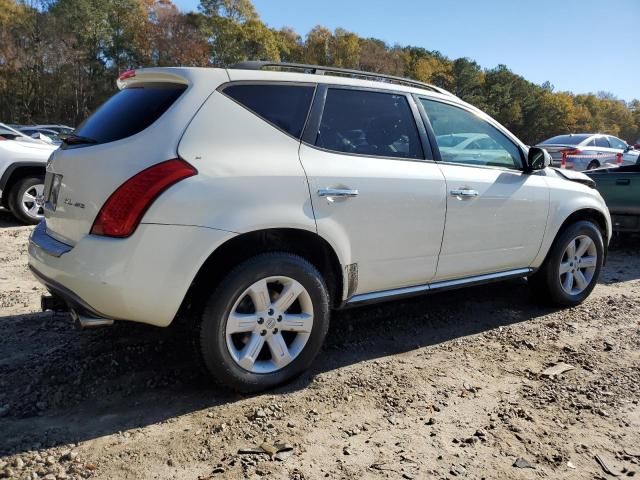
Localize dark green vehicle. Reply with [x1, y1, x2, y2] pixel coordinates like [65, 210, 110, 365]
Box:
[586, 162, 640, 232]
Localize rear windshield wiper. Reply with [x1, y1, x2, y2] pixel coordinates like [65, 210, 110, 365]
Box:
[60, 134, 97, 145]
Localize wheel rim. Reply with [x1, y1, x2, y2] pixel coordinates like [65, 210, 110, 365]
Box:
[21, 183, 45, 219]
[559, 235, 598, 295]
[225, 276, 314, 374]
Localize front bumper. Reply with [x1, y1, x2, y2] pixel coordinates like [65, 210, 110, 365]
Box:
[28, 220, 236, 327]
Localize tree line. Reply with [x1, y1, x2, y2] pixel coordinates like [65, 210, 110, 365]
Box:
[1, 0, 639, 145]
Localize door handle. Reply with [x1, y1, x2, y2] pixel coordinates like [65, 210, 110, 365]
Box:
[450, 188, 479, 198]
[318, 188, 359, 202]
[615, 178, 630, 186]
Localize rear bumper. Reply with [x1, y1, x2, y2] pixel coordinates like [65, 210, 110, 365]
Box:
[28, 221, 236, 327]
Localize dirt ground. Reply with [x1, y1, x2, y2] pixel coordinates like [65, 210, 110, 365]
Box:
[0, 208, 639, 480]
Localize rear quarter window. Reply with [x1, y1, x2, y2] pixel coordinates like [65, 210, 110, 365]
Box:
[71, 83, 187, 146]
[222, 84, 315, 139]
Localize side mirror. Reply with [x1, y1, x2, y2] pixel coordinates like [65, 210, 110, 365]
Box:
[526, 146, 551, 172]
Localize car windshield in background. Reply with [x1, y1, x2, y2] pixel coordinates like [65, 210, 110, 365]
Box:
[540, 134, 590, 145]
[72, 83, 187, 147]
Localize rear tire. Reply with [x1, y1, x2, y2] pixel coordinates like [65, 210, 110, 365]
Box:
[586, 160, 599, 170]
[8, 176, 45, 225]
[529, 221, 603, 307]
[198, 253, 330, 392]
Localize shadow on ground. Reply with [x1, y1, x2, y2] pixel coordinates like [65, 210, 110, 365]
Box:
[1, 243, 638, 456]
[0, 208, 22, 229]
[0, 278, 548, 455]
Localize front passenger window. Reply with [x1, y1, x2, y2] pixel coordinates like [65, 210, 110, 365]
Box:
[420, 99, 522, 169]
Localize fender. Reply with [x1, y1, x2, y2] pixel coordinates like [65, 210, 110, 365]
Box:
[0, 161, 46, 199]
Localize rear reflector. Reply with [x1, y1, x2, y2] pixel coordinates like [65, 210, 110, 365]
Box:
[90, 159, 197, 238]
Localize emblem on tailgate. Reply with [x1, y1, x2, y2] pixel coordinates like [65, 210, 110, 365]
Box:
[63, 198, 85, 209]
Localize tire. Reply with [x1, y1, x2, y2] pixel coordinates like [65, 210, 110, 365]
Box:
[586, 160, 599, 170]
[8, 176, 46, 225]
[529, 220, 604, 307]
[198, 253, 330, 392]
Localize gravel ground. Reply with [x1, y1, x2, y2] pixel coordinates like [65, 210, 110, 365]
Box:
[0, 207, 639, 480]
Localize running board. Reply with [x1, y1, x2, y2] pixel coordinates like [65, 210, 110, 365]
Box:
[346, 268, 533, 307]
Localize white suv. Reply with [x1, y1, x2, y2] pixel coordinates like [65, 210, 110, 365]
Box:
[28, 62, 611, 392]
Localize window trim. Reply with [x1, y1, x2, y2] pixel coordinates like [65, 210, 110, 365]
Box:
[218, 81, 318, 141]
[415, 95, 528, 172]
[301, 84, 434, 163]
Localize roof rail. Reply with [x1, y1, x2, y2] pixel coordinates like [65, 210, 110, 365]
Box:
[229, 61, 455, 97]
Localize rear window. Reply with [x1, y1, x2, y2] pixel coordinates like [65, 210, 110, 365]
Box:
[540, 134, 590, 145]
[72, 83, 186, 146]
[223, 84, 315, 139]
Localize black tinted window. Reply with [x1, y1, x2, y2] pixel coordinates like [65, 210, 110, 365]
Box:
[74, 83, 186, 145]
[224, 84, 314, 139]
[316, 89, 423, 159]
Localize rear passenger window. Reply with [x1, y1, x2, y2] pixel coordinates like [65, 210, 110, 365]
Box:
[595, 136, 610, 148]
[73, 83, 187, 146]
[316, 88, 423, 160]
[224, 84, 315, 139]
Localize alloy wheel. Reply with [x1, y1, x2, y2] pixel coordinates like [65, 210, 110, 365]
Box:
[21, 183, 45, 220]
[225, 276, 314, 374]
[559, 235, 598, 295]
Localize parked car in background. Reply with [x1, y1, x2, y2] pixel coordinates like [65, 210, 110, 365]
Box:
[19, 127, 63, 145]
[585, 160, 640, 233]
[436, 133, 515, 166]
[0, 123, 58, 224]
[29, 63, 610, 392]
[537, 133, 638, 171]
[31, 124, 75, 135]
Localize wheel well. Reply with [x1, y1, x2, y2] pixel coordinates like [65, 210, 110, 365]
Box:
[183, 229, 344, 315]
[559, 208, 609, 243]
[1, 166, 45, 207]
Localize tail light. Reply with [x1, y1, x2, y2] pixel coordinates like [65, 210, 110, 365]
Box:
[560, 149, 580, 169]
[91, 159, 197, 238]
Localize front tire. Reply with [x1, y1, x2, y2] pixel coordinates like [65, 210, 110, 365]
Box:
[198, 253, 330, 392]
[529, 221, 604, 307]
[8, 176, 46, 225]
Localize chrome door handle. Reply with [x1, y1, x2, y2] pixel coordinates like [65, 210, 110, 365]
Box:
[450, 188, 479, 198]
[318, 188, 359, 202]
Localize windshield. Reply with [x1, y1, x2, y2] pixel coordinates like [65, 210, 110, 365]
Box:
[540, 134, 590, 145]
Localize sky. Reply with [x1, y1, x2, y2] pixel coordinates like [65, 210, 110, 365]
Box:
[173, 0, 640, 101]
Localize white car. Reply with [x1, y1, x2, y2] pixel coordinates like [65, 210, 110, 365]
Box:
[538, 133, 639, 171]
[28, 63, 611, 392]
[0, 123, 58, 224]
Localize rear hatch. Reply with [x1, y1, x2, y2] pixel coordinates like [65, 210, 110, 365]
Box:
[43, 68, 228, 245]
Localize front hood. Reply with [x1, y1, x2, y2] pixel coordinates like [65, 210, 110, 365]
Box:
[549, 167, 596, 188]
